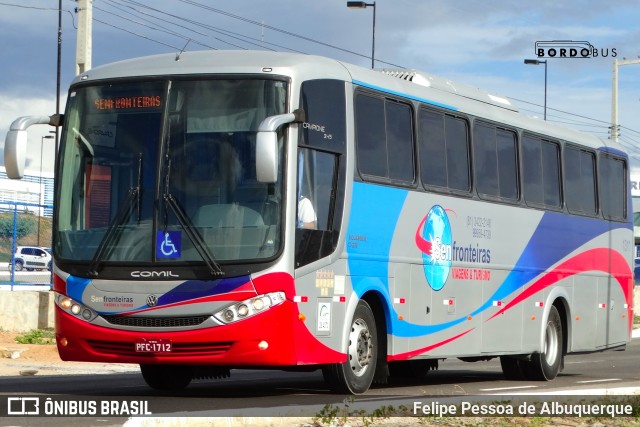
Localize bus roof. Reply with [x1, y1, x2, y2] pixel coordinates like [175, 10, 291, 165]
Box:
[74, 50, 626, 157]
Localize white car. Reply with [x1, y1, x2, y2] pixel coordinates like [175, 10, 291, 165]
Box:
[13, 246, 52, 271]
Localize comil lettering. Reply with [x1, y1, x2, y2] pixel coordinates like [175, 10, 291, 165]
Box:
[131, 270, 179, 278]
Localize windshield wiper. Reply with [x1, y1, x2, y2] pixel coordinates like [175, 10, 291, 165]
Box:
[87, 153, 143, 277]
[163, 192, 224, 277]
[162, 140, 224, 277]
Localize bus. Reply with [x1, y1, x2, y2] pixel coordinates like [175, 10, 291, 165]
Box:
[4, 51, 634, 394]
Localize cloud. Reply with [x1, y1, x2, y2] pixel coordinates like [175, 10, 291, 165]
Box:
[0, 0, 638, 170]
[0, 93, 59, 173]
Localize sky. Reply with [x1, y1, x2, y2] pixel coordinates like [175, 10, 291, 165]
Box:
[1, 0, 640, 175]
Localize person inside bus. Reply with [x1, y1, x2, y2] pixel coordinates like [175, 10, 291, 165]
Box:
[297, 194, 317, 229]
[297, 149, 317, 229]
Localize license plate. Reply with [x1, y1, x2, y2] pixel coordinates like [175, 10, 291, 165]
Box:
[135, 339, 172, 353]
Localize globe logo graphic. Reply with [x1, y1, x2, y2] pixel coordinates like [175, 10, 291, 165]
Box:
[415, 205, 452, 291]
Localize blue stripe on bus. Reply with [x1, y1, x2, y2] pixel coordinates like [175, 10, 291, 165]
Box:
[158, 275, 250, 306]
[346, 183, 461, 335]
[597, 146, 628, 157]
[352, 80, 458, 111]
[346, 182, 407, 281]
[471, 212, 629, 316]
[347, 182, 631, 338]
[70, 274, 251, 314]
[67, 275, 92, 302]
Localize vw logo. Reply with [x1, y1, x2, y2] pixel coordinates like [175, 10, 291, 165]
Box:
[146, 295, 159, 307]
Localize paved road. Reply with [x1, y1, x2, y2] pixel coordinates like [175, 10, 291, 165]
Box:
[1, 334, 638, 425]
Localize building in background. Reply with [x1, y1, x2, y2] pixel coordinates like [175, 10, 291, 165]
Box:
[0, 166, 54, 217]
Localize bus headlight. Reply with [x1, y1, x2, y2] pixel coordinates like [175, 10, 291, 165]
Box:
[55, 293, 98, 322]
[213, 292, 286, 324]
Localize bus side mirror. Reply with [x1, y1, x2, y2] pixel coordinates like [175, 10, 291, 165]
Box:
[256, 131, 279, 183]
[4, 129, 28, 179]
[4, 115, 62, 179]
[255, 109, 304, 183]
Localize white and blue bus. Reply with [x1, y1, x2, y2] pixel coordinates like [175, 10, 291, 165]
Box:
[5, 51, 633, 394]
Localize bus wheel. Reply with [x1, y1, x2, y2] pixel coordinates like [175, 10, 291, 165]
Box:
[525, 305, 563, 381]
[322, 300, 377, 394]
[140, 364, 193, 390]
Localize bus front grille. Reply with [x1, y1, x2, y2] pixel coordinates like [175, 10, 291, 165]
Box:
[102, 315, 210, 328]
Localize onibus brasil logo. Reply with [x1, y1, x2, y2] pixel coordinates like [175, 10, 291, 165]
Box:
[414, 205, 492, 291]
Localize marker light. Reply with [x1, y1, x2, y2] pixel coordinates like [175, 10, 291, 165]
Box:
[237, 304, 249, 317]
[55, 293, 98, 322]
[60, 298, 72, 310]
[252, 298, 265, 311]
[213, 292, 286, 324]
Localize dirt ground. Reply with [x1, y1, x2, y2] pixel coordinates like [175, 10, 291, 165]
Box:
[0, 330, 138, 376]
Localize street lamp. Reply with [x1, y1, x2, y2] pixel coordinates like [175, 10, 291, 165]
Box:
[347, 1, 376, 69]
[38, 134, 54, 246]
[524, 59, 548, 120]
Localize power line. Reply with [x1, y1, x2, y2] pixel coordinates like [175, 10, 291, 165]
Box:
[511, 96, 612, 125]
[94, 4, 217, 50]
[49, 2, 640, 140]
[103, 0, 209, 38]
[93, 17, 183, 51]
[512, 96, 640, 137]
[173, 0, 404, 68]
[0, 1, 77, 28]
[174, 0, 367, 60]
[110, 0, 297, 52]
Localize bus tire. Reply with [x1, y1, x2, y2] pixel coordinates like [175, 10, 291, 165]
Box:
[140, 364, 193, 390]
[322, 300, 377, 394]
[525, 305, 563, 381]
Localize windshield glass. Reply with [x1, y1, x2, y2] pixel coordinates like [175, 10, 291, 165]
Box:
[55, 78, 286, 267]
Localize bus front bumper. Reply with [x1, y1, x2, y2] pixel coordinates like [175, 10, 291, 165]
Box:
[55, 300, 301, 366]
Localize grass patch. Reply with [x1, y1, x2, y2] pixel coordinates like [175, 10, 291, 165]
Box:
[14, 329, 55, 345]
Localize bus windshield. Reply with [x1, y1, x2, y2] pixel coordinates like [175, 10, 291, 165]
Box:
[55, 78, 287, 268]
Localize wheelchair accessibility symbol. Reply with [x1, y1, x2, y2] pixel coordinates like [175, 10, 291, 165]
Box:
[156, 231, 181, 259]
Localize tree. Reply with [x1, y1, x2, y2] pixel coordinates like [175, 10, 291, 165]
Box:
[0, 213, 37, 241]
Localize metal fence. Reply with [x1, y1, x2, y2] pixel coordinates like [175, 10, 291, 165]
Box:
[1, 201, 53, 290]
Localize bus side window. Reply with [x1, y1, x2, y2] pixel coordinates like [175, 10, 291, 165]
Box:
[565, 146, 597, 215]
[295, 79, 346, 268]
[599, 155, 626, 220]
[474, 123, 518, 201]
[295, 148, 339, 266]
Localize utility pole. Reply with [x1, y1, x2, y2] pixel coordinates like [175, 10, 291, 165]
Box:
[75, 0, 93, 75]
[610, 57, 640, 143]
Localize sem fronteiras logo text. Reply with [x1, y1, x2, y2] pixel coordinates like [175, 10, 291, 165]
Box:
[415, 205, 491, 291]
[535, 40, 617, 59]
